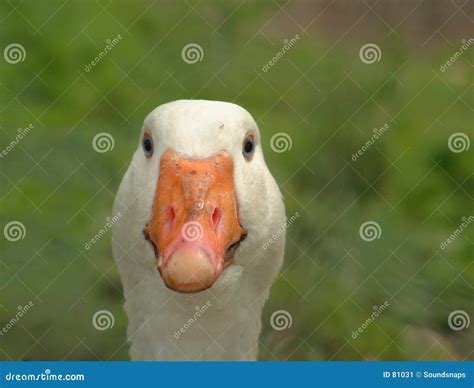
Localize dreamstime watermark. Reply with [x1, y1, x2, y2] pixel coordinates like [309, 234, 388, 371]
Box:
[84, 35, 122, 72]
[351, 123, 389, 162]
[92, 132, 115, 153]
[5, 369, 85, 382]
[359, 43, 381, 64]
[0, 124, 33, 159]
[181, 221, 204, 242]
[3, 221, 26, 242]
[440, 216, 473, 250]
[173, 301, 212, 339]
[84, 213, 122, 250]
[263, 212, 300, 250]
[4, 43, 26, 64]
[359, 221, 382, 242]
[262, 34, 300, 72]
[448, 132, 470, 153]
[270, 132, 293, 153]
[351, 301, 389, 339]
[92, 310, 115, 331]
[448, 310, 470, 331]
[440, 38, 474, 72]
[270, 310, 292, 331]
[181, 43, 204, 64]
[0, 301, 34, 336]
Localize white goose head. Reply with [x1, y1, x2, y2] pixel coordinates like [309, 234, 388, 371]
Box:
[113, 100, 286, 360]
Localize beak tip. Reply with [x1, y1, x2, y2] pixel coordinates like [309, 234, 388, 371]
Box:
[160, 246, 218, 293]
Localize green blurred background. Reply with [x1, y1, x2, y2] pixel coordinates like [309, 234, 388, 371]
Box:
[0, 0, 472, 361]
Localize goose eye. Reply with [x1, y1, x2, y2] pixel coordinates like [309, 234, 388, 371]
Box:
[242, 135, 255, 160]
[142, 133, 154, 158]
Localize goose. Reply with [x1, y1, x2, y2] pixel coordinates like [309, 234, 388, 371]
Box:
[112, 100, 286, 361]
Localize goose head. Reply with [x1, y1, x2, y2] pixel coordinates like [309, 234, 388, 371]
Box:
[115, 100, 285, 295]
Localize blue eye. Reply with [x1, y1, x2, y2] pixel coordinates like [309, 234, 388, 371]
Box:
[142, 132, 154, 158]
[242, 135, 255, 160]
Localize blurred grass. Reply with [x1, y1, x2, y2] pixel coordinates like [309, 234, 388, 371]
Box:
[0, 0, 472, 361]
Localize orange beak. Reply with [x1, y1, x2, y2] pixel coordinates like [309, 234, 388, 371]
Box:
[144, 149, 247, 293]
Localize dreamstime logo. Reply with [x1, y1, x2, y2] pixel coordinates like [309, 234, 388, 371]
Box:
[92, 132, 115, 153]
[4, 369, 85, 382]
[4, 43, 26, 64]
[351, 124, 389, 162]
[84, 34, 122, 72]
[352, 301, 390, 339]
[181, 43, 204, 64]
[181, 221, 203, 241]
[262, 34, 300, 72]
[0, 124, 34, 159]
[270, 132, 292, 153]
[92, 310, 115, 331]
[448, 310, 470, 331]
[440, 215, 473, 250]
[84, 213, 122, 250]
[359, 43, 381, 64]
[270, 310, 292, 331]
[0, 301, 34, 336]
[173, 302, 212, 339]
[440, 38, 474, 72]
[448, 132, 470, 153]
[263, 211, 300, 250]
[359, 221, 381, 241]
[3, 221, 26, 242]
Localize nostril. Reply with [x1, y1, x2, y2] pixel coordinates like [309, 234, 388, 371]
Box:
[211, 207, 221, 229]
[167, 206, 176, 227]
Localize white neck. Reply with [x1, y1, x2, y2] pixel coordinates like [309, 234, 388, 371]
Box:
[121, 264, 269, 361]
